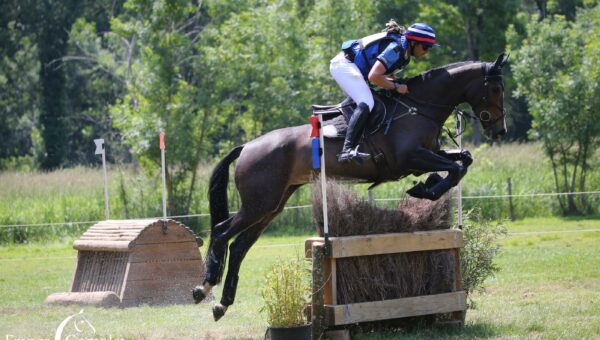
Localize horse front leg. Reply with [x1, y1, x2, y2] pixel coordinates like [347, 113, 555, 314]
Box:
[437, 149, 473, 177]
[405, 147, 470, 200]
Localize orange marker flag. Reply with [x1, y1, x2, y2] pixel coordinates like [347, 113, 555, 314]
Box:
[159, 132, 166, 150]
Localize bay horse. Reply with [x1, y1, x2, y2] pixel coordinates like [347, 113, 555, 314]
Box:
[193, 53, 509, 320]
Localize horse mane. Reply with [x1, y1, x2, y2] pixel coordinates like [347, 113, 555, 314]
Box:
[404, 60, 487, 89]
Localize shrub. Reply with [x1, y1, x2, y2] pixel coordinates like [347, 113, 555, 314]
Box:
[260, 255, 311, 327]
[460, 207, 507, 295]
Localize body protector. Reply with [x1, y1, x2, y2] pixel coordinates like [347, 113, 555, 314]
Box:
[341, 32, 410, 79]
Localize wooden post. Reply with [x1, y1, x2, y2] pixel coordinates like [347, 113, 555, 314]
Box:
[312, 242, 327, 339]
[451, 248, 466, 325]
[507, 177, 515, 221]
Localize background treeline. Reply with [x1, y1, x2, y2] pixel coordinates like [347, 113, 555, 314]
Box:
[1, 0, 598, 221]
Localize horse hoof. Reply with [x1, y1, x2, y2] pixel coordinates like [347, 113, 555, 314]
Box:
[191, 286, 206, 304]
[407, 182, 436, 200]
[213, 304, 227, 322]
[424, 173, 443, 188]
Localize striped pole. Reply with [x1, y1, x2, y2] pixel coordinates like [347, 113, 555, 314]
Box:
[310, 114, 330, 255]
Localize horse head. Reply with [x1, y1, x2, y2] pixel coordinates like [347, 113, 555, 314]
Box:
[466, 53, 509, 139]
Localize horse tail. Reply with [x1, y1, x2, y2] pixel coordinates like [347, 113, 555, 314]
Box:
[209, 145, 244, 229]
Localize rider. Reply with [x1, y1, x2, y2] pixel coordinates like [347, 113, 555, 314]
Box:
[330, 21, 439, 163]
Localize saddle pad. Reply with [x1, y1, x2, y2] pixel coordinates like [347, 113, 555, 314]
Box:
[312, 95, 390, 139]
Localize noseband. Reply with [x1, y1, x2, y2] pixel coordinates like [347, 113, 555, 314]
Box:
[472, 65, 506, 126]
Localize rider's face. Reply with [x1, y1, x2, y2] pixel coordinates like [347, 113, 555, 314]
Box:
[412, 43, 430, 58]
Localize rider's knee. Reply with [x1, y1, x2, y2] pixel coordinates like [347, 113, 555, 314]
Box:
[361, 98, 374, 111]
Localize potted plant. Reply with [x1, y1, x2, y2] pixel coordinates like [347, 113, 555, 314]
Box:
[260, 255, 312, 340]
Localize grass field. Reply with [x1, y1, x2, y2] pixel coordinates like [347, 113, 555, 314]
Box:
[1, 217, 599, 339]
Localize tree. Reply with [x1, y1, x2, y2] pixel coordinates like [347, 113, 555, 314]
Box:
[0, 3, 41, 169]
[509, 8, 600, 214]
[108, 0, 208, 217]
[33, 0, 83, 169]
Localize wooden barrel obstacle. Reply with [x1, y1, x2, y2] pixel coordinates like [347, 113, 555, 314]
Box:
[45, 219, 207, 307]
[306, 230, 466, 338]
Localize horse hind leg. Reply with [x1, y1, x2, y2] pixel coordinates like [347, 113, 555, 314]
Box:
[211, 222, 266, 321]
[192, 216, 233, 304]
[212, 185, 301, 321]
[193, 208, 265, 304]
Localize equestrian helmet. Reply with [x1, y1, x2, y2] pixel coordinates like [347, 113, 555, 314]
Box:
[405, 23, 440, 47]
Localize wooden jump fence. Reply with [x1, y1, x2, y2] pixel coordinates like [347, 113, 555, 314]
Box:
[306, 229, 466, 339]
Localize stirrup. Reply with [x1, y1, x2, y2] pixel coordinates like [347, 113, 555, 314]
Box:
[337, 147, 371, 163]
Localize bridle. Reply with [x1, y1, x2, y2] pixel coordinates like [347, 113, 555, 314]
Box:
[389, 63, 506, 125]
[471, 64, 506, 126]
[382, 62, 506, 144]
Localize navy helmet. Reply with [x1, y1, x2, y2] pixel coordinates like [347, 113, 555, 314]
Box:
[405, 23, 440, 47]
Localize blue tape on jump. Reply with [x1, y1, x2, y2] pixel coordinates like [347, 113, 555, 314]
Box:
[311, 138, 321, 169]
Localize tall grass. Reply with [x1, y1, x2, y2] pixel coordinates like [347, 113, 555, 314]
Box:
[0, 142, 598, 244]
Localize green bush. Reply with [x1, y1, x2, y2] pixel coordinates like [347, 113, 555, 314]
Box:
[260, 255, 311, 327]
[461, 207, 507, 296]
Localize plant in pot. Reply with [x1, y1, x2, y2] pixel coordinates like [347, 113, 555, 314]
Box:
[260, 255, 312, 340]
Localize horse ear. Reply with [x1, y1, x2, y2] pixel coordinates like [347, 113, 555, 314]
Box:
[493, 52, 509, 70]
[501, 53, 510, 67]
[493, 53, 505, 69]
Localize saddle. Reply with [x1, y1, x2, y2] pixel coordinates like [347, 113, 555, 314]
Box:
[311, 91, 402, 139]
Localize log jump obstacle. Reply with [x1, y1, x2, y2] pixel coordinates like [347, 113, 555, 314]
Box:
[306, 229, 467, 339]
[46, 219, 207, 307]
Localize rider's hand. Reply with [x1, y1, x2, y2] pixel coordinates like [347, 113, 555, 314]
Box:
[395, 84, 409, 95]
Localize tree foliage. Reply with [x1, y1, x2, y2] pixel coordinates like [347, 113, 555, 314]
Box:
[509, 5, 600, 214]
[1, 0, 598, 217]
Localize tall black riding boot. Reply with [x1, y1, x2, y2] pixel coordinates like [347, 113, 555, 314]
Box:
[337, 102, 371, 163]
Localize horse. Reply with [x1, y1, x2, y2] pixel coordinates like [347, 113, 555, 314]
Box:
[193, 53, 509, 321]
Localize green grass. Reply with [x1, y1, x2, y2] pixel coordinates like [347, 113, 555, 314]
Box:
[1, 217, 599, 339]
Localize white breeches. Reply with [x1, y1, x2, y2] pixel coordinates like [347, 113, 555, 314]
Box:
[329, 52, 374, 110]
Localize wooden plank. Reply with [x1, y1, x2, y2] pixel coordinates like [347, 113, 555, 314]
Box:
[128, 246, 202, 263]
[45, 291, 121, 307]
[326, 291, 467, 326]
[330, 258, 337, 305]
[126, 260, 204, 281]
[306, 230, 463, 259]
[83, 231, 141, 236]
[134, 224, 197, 244]
[311, 242, 327, 340]
[121, 277, 199, 302]
[132, 241, 201, 254]
[451, 248, 466, 325]
[73, 240, 133, 252]
[323, 257, 334, 305]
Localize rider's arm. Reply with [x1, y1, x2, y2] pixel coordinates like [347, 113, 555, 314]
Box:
[369, 62, 409, 94]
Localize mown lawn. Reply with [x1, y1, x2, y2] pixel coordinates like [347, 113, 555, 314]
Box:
[0, 217, 599, 339]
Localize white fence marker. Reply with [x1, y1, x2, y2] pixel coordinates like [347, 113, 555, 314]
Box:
[160, 132, 168, 233]
[94, 138, 110, 220]
[317, 114, 331, 254]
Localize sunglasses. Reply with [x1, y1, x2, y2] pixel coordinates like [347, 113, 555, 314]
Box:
[421, 44, 431, 51]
